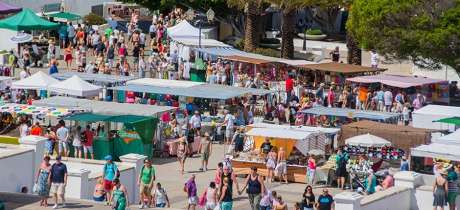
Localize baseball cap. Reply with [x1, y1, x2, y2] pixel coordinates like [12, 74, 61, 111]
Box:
[104, 155, 113, 161]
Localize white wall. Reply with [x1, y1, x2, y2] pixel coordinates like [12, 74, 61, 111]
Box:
[0, 150, 34, 193]
[360, 188, 411, 210]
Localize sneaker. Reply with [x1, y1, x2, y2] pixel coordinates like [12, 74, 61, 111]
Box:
[139, 204, 144, 209]
[52, 204, 59, 209]
[199, 168, 203, 171]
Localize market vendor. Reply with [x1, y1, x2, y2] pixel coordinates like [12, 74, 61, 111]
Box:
[260, 138, 272, 156]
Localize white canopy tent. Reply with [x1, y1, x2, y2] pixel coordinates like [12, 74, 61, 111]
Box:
[411, 143, 460, 161]
[432, 129, 460, 145]
[127, 78, 203, 88]
[345, 133, 392, 147]
[11, 71, 59, 90]
[246, 127, 313, 140]
[412, 105, 460, 131]
[172, 38, 229, 48]
[249, 123, 340, 135]
[167, 20, 206, 39]
[48, 75, 102, 97]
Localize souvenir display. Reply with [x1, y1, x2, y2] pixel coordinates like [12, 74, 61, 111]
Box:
[341, 145, 405, 160]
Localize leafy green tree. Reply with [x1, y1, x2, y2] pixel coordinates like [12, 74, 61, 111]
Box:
[347, 0, 460, 72]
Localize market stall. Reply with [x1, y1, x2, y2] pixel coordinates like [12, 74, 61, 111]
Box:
[11, 71, 58, 90]
[64, 113, 158, 160]
[296, 62, 385, 86]
[0, 8, 59, 31]
[231, 124, 333, 183]
[0, 1, 22, 15]
[412, 105, 460, 131]
[432, 129, 460, 145]
[48, 75, 102, 97]
[347, 74, 449, 104]
[339, 120, 434, 153]
[300, 106, 401, 126]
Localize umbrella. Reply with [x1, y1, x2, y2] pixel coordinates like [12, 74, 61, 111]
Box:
[10, 32, 32, 43]
[345, 133, 392, 147]
[0, 1, 21, 14]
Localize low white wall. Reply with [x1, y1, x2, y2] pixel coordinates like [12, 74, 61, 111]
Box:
[360, 187, 411, 210]
[0, 147, 34, 193]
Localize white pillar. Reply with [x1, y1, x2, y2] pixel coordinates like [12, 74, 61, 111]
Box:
[394, 171, 423, 209]
[334, 192, 364, 210]
[120, 153, 147, 204]
[19, 135, 47, 190]
[394, 171, 423, 189]
[66, 168, 91, 199]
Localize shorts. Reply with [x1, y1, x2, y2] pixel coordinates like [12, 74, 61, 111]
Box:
[73, 145, 83, 151]
[188, 196, 198, 205]
[448, 192, 458, 204]
[49, 183, 66, 195]
[139, 183, 152, 195]
[275, 161, 287, 175]
[156, 203, 166, 208]
[83, 146, 93, 154]
[58, 140, 68, 153]
[205, 202, 216, 210]
[103, 179, 114, 192]
[336, 166, 347, 177]
[202, 152, 209, 161]
[221, 201, 233, 210]
[225, 129, 234, 139]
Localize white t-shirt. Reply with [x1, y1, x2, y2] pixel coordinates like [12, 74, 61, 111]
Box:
[225, 114, 235, 129]
[154, 188, 167, 204]
[384, 91, 393, 106]
[139, 33, 146, 45]
[189, 115, 201, 128]
[371, 52, 379, 66]
[19, 124, 29, 138]
[56, 126, 69, 142]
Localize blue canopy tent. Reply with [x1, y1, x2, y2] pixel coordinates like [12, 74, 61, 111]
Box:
[301, 106, 401, 123]
[110, 83, 274, 100]
[51, 72, 137, 84]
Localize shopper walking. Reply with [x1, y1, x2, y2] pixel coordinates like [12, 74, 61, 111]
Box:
[49, 155, 67, 209]
[199, 132, 212, 171]
[185, 175, 198, 210]
[56, 120, 70, 157]
[83, 125, 95, 159]
[138, 159, 155, 209]
[112, 178, 129, 210]
[72, 126, 83, 158]
[240, 166, 265, 210]
[103, 155, 119, 206]
[153, 182, 170, 208]
[35, 156, 51, 207]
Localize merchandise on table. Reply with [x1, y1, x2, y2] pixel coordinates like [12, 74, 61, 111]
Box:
[341, 145, 405, 160]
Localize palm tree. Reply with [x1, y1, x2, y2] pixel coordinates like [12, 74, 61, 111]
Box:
[266, 0, 307, 59]
[227, 0, 263, 52]
[346, 34, 362, 65]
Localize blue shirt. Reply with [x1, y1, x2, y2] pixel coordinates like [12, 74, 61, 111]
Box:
[49, 64, 58, 74]
[400, 160, 409, 171]
[103, 163, 118, 181]
[377, 91, 384, 102]
[50, 163, 67, 183]
[58, 25, 68, 38]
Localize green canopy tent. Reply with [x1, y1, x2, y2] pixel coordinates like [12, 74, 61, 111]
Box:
[47, 12, 81, 22]
[0, 8, 60, 31]
[64, 113, 159, 160]
[434, 117, 460, 125]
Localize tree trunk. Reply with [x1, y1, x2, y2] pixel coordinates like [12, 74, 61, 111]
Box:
[281, 9, 296, 59]
[244, 1, 260, 52]
[311, 6, 341, 34]
[346, 34, 362, 65]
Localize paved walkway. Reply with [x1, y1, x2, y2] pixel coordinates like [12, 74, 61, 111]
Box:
[1, 144, 344, 210]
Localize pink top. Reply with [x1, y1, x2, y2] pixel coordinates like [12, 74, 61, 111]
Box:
[308, 159, 316, 170]
[215, 168, 222, 185]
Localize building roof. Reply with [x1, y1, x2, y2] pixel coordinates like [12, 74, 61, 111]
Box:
[347, 74, 446, 88]
[297, 62, 385, 74]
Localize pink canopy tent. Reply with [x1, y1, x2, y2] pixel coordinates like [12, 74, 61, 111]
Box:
[346, 74, 447, 88]
[0, 1, 21, 14]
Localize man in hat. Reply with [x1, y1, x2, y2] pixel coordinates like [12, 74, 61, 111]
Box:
[102, 155, 118, 205]
[199, 132, 212, 171]
[222, 110, 235, 145]
[49, 155, 67, 209]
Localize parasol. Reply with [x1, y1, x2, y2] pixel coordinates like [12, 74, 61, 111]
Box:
[345, 133, 392, 147]
[10, 32, 32, 43]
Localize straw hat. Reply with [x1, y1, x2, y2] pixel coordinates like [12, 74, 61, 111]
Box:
[48, 39, 55, 44]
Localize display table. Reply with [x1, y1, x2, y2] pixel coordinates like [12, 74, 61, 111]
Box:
[165, 137, 201, 156]
[232, 159, 308, 183]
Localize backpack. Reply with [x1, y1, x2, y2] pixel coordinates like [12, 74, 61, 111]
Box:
[104, 163, 120, 179]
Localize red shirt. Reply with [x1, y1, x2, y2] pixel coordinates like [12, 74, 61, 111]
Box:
[83, 130, 94, 147]
[285, 78, 294, 92]
[30, 127, 42, 136]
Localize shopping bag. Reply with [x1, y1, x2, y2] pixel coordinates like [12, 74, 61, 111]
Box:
[213, 204, 221, 210]
[32, 183, 38, 194]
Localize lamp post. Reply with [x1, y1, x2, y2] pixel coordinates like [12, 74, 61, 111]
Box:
[186, 8, 215, 48]
[302, 25, 307, 51]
